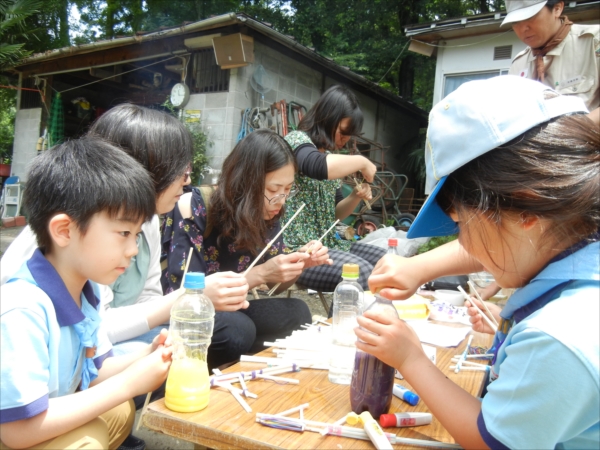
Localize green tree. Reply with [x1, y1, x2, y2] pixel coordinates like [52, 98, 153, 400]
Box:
[0, 0, 43, 70]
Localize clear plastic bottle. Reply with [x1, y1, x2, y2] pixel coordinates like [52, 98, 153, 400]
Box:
[328, 263, 364, 385]
[350, 294, 398, 418]
[387, 238, 400, 256]
[165, 272, 215, 412]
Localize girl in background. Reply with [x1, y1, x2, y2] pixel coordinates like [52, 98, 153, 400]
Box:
[284, 85, 386, 294]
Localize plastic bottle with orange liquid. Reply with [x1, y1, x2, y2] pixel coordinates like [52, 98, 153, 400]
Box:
[165, 272, 215, 412]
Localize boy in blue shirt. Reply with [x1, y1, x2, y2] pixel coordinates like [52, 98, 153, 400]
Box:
[0, 137, 173, 449]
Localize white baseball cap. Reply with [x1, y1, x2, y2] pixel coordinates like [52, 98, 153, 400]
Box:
[501, 1, 548, 26]
[407, 76, 588, 239]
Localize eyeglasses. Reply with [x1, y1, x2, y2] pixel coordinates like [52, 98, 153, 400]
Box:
[181, 167, 192, 183]
[264, 188, 299, 205]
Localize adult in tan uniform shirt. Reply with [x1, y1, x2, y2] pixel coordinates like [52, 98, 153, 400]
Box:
[504, 0, 599, 122]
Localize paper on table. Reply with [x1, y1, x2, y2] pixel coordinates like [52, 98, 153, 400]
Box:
[408, 322, 471, 347]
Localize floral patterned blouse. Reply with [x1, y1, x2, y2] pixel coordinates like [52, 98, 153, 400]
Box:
[284, 130, 351, 252]
[160, 187, 291, 293]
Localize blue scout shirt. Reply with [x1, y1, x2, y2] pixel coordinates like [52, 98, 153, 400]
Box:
[478, 240, 599, 449]
[0, 249, 113, 424]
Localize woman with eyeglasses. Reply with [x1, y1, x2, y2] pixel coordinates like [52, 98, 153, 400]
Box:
[161, 129, 331, 366]
[283, 85, 387, 295]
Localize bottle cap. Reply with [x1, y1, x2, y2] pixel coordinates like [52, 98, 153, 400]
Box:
[403, 390, 420, 406]
[341, 263, 359, 279]
[345, 411, 360, 425]
[379, 414, 397, 428]
[183, 272, 205, 289]
[388, 238, 398, 247]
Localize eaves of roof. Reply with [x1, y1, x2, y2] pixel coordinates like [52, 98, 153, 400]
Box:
[404, 0, 599, 42]
[15, 12, 427, 123]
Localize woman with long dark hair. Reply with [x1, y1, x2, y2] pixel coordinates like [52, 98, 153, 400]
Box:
[161, 129, 331, 366]
[283, 85, 387, 295]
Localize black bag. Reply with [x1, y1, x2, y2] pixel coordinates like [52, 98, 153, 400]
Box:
[423, 275, 469, 291]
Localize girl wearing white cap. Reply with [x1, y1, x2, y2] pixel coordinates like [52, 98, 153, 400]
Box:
[357, 76, 599, 449]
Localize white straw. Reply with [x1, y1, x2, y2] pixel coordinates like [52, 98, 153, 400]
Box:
[453, 354, 494, 359]
[449, 365, 489, 372]
[316, 219, 340, 242]
[458, 286, 498, 332]
[225, 383, 253, 413]
[333, 415, 348, 426]
[212, 380, 258, 398]
[353, 177, 372, 209]
[454, 334, 473, 374]
[137, 247, 193, 431]
[467, 281, 500, 327]
[450, 358, 489, 368]
[243, 203, 305, 276]
[255, 374, 299, 384]
[276, 403, 309, 417]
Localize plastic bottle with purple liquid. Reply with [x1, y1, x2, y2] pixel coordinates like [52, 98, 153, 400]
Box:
[350, 294, 398, 418]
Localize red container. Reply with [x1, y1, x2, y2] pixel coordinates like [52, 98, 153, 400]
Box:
[0, 164, 11, 177]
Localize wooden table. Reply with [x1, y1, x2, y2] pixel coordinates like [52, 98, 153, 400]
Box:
[143, 330, 492, 449]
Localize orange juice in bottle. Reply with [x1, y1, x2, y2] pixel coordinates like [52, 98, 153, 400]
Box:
[165, 272, 215, 412]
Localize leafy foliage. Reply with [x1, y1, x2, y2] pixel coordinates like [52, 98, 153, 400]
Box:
[162, 97, 211, 184]
[0, 80, 16, 163]
[0, 0, 43, 70]
[417, 234, 457, 254]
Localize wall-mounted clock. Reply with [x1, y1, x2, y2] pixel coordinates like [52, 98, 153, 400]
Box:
[170, 82, 190, 108]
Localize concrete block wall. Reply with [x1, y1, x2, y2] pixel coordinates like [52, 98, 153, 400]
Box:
[184, 40, 323, 170]
[11, 108, 42, 182]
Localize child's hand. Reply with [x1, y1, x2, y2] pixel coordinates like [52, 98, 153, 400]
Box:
[151, 328, 170, 352]
[205, 272, 250, 311]
[125, 346, 172, 396]
[355, 310, 424, 371]
[300, 241, 333, 269]
[465, 298, 501, 335]
[368, 254, 423, 299]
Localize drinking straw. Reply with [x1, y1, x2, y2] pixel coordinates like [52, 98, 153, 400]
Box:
[267, 218, 339, 296]
[238, 374, 254, 398]
[458, 286, 498, 332]
[449, 365, 489, 372]
[353, 177, 372, 209]
[453, 354, 494, 359]
[454, 334, 473, 374]
[137, 247, 193, 431]
[243, 203, 306, 276]
[210, 363, 299, 383]
[211, 380, 258, 398]
[276, 403, 310, 417]
[450, 358, 489, 368]
[255, 373, 299, 384]
[219, 380, 252, 413]
[467, 281, 500, 327]
[256, 415, 398, 443]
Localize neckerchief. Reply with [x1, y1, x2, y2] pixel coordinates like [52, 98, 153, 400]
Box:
[532, 16, 573, 82]
[490, 233, 599, 370]
[24, 249, 102, 390]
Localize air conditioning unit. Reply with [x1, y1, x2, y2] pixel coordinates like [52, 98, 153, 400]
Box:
[212, 33, 254, 69]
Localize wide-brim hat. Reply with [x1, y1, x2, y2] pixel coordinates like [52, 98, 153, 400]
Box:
[501, 1, 548, 26]
[406, 76, 588, 239]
